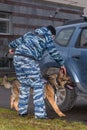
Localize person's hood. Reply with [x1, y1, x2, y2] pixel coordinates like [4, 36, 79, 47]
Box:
[35, 26, 53, 42]
[35, 26, 52, 36]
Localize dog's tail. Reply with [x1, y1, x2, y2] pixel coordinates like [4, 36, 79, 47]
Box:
[2, 75, 12, 89]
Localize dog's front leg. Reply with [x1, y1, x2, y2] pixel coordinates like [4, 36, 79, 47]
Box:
[10, 95, 15, 109]
[46, 83, 66, 117]
[13, 101, 18, 111]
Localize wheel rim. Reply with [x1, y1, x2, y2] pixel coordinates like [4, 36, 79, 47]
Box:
[55, 88, 66, 105]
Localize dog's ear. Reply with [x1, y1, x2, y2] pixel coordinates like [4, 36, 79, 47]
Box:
[57, 69, 64, 81]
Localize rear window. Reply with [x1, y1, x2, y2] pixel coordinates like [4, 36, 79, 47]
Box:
[55, 27, 75, 46]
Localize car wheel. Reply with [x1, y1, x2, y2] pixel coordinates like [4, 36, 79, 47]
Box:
[55, 86, 76, 111]
[44, 67, 77, 111]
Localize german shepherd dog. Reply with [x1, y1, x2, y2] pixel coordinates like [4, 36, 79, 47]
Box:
[2, 69, 73, 117]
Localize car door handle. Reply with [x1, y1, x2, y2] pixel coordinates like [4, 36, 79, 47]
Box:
[72, 55, 80, 59]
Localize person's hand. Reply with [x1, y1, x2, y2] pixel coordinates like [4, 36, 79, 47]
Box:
[60, 65, 66, 75]
[9, 49, 14, 55]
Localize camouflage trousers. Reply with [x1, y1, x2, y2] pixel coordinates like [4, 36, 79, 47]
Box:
[13, 55, 47, 118]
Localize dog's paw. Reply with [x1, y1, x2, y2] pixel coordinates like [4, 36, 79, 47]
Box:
[13, 101, 18, 111]
[59, 112, 66, 117]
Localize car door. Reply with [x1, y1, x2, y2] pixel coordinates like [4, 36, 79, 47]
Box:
[69, 27, 87, 92]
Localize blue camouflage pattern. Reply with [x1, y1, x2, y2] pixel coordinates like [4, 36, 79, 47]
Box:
[14, 55, 47, 118]
[9, 27, 64, 66]
[9, 26, 64, 118]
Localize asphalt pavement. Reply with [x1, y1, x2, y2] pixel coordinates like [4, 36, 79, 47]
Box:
[0, 85, 87, 125]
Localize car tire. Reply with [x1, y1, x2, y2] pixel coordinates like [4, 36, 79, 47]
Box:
[43, 67, 77, 112]
[57, 87, 77, 111]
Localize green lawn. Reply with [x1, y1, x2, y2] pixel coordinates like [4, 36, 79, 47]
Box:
[0, 108, 87, 130]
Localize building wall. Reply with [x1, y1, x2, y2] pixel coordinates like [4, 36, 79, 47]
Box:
[45, 0, 87, 15]
[0, 0, 84, 35]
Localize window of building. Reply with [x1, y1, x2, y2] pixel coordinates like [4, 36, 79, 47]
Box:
[0, 12, 11, 34]
[0, 12, 13, 69]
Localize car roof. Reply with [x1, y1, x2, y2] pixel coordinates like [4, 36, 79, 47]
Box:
[56, 22, 87, 30]
[56, 16, 87, 30]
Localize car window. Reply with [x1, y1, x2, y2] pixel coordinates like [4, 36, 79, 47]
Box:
[55, 27, 75, 46]
[79, 28, 87, 48]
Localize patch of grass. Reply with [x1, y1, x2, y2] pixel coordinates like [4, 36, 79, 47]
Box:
[0, 108, 87, 130]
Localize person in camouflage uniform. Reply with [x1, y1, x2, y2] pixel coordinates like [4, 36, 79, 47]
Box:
[9, 25, 66, 119]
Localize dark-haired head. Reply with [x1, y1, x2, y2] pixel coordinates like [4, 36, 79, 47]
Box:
[47, 25, 56, 35]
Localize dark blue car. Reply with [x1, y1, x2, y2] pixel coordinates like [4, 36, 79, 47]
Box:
[40, 18, 87, 111]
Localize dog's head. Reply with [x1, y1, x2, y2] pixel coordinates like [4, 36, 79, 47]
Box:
[45, 69, 73, 90]
[57, 69, 74, 89]
[2, 75, 8, 85]
[2, 75, 13, 89]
